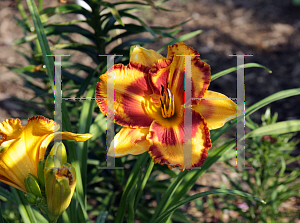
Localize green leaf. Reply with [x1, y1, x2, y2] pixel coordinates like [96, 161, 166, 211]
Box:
[0, 186, 17, 204]
[152, 189, 265, 223]
[14, 25, 96, 45]
[95, 211, 107, 223]
[62, 101, 86, 223]
[153, 139, 236, 221]
[149, 171, 185, 222]
[115, 153, 149, 223]
[76, 82, 96, 199]
[134, 159, 155, 210]
[157, 30, 202, 53]
[211, 63, 272, 81]
[102, 2, 125, 26]
[26, 0, 54, 91]
[0, 201, 5, 223]
[246, 120, 300, 137]
[118, 11, 158, 38]
[11, 187, 37, 223]
[246, 88, 300, 117]
[49, 43, 99, 64]
[31, 208, 48, 223]
[39, 4, 91, 22]
[211, 88, 300, 143]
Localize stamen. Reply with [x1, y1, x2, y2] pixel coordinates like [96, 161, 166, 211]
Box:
[161, 85, 164, 96]
[171, 94, 175, 116]
[160, 84, 175, 118]
[160, 98, 164, 108]
[167, 88, 172, 100]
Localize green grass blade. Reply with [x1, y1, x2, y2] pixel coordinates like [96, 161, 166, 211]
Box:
[26, 0, 54, 91]
[11, 187, 37, 223]
[211, 63, 272, 81]
[246, 120, 300, 137]
[152, 189, 265, 223]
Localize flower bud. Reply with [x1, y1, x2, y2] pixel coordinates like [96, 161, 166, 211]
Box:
[45, 163, 76, 222]
[37, 159, 45, 190]
[50, 142, 67, 165]
[45, 155, 61, 173]
[24, 193, 37, 205]
[24, 174, 42, 199]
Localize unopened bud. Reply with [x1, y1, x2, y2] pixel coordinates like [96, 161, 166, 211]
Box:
[45, 163, 76, 222]
[24, 174, 42, 199]
[37, 159, 45, 190]
[50, 142, 67, 165]
[24, 193, 37, 205]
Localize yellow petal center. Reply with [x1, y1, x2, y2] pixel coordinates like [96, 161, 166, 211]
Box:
[160, 83, 175, 118]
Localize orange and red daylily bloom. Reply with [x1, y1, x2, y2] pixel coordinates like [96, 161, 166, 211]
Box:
[96, 42, 241, 170]
[0, 116, 92, 192]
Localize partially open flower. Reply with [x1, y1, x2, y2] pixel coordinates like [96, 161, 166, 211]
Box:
[45, 159, 76, 222]
[0, 116, 92, 192]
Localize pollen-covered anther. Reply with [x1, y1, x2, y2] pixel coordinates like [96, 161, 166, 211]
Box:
[160, 84, 175, 118]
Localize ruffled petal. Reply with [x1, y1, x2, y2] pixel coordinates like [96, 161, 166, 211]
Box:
[149, 42, 211, 105]
[192, 90, 242, 130]
[130, 45, 164, 67]
[147, 110, 211, 170]
[22, 116, 58, 170]
[96, 62, 155, 128]
[107, 127, 150, 157]
[0, 118, 23, 145]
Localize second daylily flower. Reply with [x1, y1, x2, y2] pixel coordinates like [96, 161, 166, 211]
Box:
[96, 42, 241, 170]
[0, 116, 92, 192]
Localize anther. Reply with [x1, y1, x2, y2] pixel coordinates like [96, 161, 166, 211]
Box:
[160, 84, 175, 118]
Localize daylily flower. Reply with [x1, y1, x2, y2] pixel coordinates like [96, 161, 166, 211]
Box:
[0, 116, 92, 192]
[96, 42, 241, 170]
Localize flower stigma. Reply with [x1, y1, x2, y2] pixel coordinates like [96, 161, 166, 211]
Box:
[160, 83, 175, 118]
